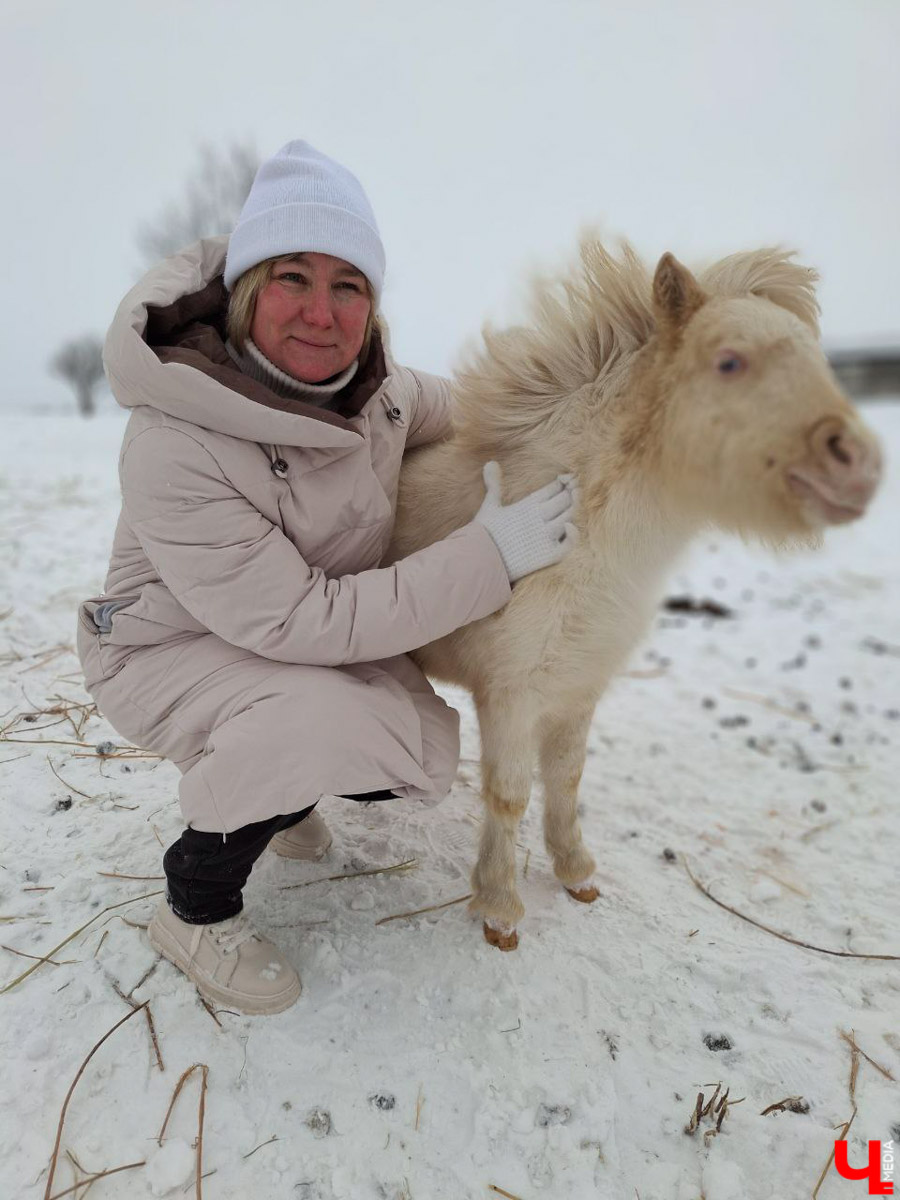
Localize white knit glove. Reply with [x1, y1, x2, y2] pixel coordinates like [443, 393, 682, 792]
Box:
[473, 461, 579, 583]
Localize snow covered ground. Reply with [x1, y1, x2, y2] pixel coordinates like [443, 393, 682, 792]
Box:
[1, 407, 897, 1200]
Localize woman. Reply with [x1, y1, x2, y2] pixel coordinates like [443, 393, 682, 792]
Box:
[78, 140, 578, 1014]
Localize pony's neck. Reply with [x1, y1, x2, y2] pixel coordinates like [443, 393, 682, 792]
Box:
[564, 347, 702, 569]
[451, 340, 701, 567]
[592, 469, 699, 587]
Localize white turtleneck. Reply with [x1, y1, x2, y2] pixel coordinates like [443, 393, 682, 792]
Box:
[226, 337, 358, 409]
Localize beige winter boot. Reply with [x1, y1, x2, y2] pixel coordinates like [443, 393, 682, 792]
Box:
[269, 809, 333, 861]
[148, 899, 301, 1015]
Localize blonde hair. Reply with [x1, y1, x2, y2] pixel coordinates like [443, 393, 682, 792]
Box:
[226, 254, 377, 360]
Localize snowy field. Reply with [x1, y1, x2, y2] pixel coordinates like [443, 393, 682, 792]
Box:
[1, 407, 898, 1200]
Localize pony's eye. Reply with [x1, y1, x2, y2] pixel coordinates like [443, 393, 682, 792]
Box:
[716, 351, 746, 375]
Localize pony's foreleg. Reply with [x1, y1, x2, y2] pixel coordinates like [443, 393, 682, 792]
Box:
[538, 703, 599, 903]
[469, 692, 535, 952]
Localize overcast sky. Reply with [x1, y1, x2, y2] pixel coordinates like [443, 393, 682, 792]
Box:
[2, 0, 899, 412]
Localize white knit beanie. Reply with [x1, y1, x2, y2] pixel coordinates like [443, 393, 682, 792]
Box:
[223, 140, 385, 304]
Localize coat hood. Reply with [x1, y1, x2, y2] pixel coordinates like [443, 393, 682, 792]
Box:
[103, 235, 391, 448]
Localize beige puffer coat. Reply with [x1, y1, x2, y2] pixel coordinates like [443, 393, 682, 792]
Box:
[77, 237, 511, 832]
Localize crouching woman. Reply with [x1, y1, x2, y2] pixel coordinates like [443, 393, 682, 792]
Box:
[77, 140, 578, 1014]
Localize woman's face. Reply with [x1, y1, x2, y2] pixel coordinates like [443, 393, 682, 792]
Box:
[250, 252, 372, 383]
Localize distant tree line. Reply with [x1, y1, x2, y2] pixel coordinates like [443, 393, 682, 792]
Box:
[50, 141, 258, 417]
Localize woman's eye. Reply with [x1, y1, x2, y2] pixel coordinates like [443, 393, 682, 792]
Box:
[279, 272, 305, 284]
[716, 351, 746, 375]
[335, 281, 363, 293]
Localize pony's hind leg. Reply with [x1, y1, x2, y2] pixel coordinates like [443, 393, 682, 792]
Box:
[538, 703, 599, 902]
[469, 691, 535, 951]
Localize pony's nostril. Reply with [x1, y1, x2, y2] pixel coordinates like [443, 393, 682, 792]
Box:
[826, 434, 853, 466]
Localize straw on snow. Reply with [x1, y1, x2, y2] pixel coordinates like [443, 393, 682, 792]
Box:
[47, 757, 99, 800]
[42, 1002, 148, 1200]
[157, 1062, 209, 1200]
[47, 1159, 146, 1200]
[1, 944, 76, 967]
[280, 857, 417, 891]
[0, 889, 164, 994]
[97, 871, 165, 881]
[682, 858, 900, 961]
[839, 1029, 895, 1081]
[375, 893, 471, 927]
[809, 1024, 893, 1197]
[111, 980, 164, 1072]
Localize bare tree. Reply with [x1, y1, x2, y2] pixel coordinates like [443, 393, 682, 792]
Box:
[50, 335, 105, 417]
[137, 140, 259, 265]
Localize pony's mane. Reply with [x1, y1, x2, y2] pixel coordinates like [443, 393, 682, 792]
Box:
[453, 233, 821, 446]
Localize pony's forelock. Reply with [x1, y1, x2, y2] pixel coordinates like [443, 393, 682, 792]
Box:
[698, 249, 821, 336]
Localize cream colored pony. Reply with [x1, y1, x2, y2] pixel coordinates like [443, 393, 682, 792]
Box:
[386, 238, 882, 951]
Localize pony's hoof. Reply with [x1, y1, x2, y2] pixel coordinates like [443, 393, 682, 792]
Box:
[566, 879, 600, 904]
[483, 920, 519, 951]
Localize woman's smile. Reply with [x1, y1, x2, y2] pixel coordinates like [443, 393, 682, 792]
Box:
[290, 335, 335, 348]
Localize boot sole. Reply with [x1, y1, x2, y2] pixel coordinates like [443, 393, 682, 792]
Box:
[148, 918, 302, 1016]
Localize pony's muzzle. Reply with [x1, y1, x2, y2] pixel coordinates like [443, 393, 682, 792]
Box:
[787, 416, 882, 525]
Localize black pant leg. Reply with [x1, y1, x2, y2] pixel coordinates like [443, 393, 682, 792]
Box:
[163, 802, 318, 924]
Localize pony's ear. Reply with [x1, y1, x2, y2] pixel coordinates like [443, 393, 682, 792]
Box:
[653, 252, 706, 338]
